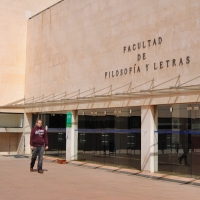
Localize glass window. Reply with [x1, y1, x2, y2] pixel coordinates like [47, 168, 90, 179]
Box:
[0, 113, 23, 128]
[77, 107, 141, 170]
[157, 104, 200, 179]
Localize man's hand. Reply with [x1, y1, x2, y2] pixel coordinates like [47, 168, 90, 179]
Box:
[45, 146, 48, 150]
[30, 146, 34, 150]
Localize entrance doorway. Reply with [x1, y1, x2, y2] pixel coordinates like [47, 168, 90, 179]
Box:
[77, 107, 141, 170]
[32, 114, 66, 157]
[158, 104, 200, 179]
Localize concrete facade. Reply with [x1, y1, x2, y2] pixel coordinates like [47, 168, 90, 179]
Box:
[66, 111, 78, 161]
[23, 1, 200, 172]
[1, 0, 200, 174]
[0, 0, 61, 106]
[141, 105, 158, 172]
[0, 0, 62, 154]
[25, 0, 200, 112]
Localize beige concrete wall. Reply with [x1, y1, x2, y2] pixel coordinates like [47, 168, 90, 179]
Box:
[0, 133, 22, 152]
[0, 0, 61, 106]
[25, 0, 200, 108]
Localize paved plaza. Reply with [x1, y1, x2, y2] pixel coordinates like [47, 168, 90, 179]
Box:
[0, 156, 200, 200]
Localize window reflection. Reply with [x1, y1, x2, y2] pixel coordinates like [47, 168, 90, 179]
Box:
[78, 107, 141, 170]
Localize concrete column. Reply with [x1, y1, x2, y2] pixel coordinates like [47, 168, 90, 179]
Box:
[141, 105, 158, 173]
[66, 110, 78, 161]
[24, 113, 32, 155]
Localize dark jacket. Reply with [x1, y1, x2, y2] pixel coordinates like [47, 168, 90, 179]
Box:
[30, 126, 48, 147]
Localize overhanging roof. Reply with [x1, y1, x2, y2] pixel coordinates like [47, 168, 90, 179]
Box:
[2, 75, 200, 109]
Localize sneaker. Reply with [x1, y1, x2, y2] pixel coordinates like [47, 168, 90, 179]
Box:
[30, 167, 33, 172]
[38, 170, 43, 174]
[178, 157, 182, 165]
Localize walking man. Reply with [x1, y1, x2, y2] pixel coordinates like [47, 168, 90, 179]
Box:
[178, 123, 191, 166]
[30, 119, 48, 173]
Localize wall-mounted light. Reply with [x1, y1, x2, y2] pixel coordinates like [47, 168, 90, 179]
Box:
[187, 107, 192, 111]
[94, 112, 97, 116]
[82, 112, 85, 115]
[194, 106, 199, 111]
[129, 109, 132, 114]
[104, 111, 107, 115]
[114, 110, 121, 116]
[91, 111, 97, 116]
[170, 107, 173, 112]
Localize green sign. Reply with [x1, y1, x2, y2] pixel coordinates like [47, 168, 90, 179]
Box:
[66, 112, 72, 128]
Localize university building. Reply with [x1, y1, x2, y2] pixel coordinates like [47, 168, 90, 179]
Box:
[1, 0, 200, 178]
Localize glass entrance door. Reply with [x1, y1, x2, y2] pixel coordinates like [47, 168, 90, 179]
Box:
[190, 104, 200, 179]
[158, 104, 200, 179]
[171, 104, 192, 177]
[77, 107, 141, 170]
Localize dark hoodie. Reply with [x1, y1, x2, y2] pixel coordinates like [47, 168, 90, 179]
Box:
[30, 126, 48, 147]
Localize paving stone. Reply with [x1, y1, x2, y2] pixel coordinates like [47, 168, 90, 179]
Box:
[0, 158, 200, 200]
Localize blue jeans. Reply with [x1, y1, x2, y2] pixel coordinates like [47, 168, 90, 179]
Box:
[30, 146, 44, 170]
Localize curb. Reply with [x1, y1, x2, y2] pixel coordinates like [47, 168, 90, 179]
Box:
[68, 161, 200, 186]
